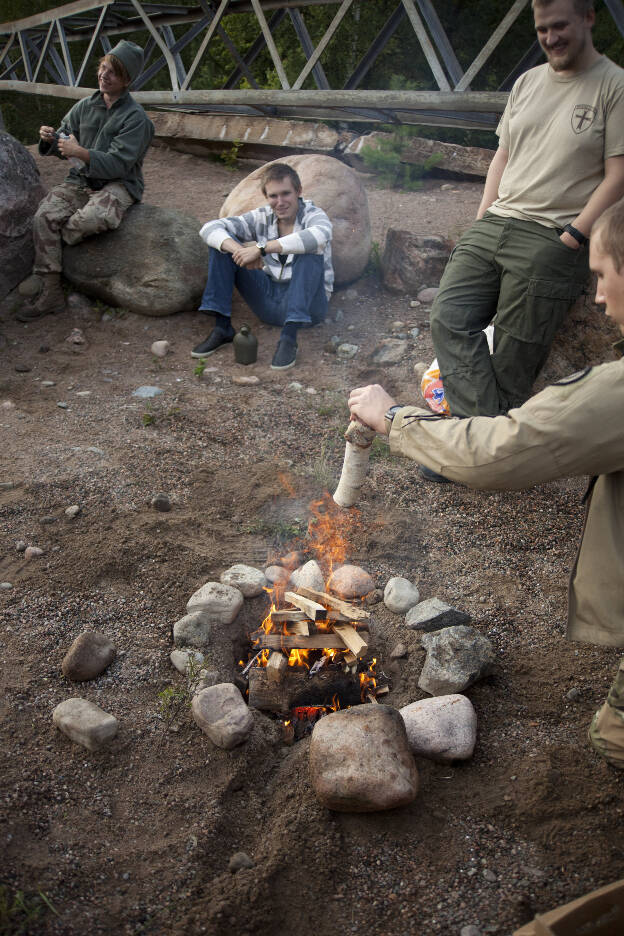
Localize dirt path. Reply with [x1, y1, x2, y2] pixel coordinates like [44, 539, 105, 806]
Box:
[1, 144, 622, 936]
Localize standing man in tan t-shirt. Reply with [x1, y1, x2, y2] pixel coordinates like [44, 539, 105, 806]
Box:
[425, 0, 624, 482]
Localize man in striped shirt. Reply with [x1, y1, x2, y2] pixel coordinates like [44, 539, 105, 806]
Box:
[194, 163, 333, 370]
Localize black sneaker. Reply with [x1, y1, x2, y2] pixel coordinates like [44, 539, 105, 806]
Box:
[191, 326, 235, 358]
[270, 337, 297, 371]
[418, 464, 452, 484]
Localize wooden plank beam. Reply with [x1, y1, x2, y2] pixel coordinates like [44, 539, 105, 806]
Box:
[270, 609, 308, 623]
[294, 586, 370, 621]
[252, 633, 352, 650]
[266, 650, 287, 684]
[0, 82, 511, 115]
[284, 591, 326, 621]
[332, 624, 368, 658]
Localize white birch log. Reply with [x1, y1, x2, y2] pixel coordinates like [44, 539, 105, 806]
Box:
[333, 421, 377, 508]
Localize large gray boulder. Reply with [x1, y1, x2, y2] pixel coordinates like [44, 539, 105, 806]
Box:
[191, 683, 253, 749]
[419, 625, 494, 696]
[0, 132, 46, 299]
[309, 706, 419, 812]
[62, 204, 210, 315]
[220, 154, 371, 287]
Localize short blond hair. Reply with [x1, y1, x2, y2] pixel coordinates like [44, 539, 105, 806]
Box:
[593, 199, 624, 273]
[532, 0, 593, 13]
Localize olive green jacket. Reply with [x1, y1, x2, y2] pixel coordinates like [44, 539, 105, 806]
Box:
[40, 90, 154, 201]
[388, 346, 624, 647]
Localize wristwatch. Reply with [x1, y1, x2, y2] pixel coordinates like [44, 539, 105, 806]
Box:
[562, 224, 588, 246]
[384, 404, 403, 434]
[255, 239, 267, 256]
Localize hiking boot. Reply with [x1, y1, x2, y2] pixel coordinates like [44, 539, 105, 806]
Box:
[16, 273, 65, 322]
[191, 325, 235, 358]
[17, 274, 43, 299]
[418, 464, 452, 484]
[271, 337, 297, 371]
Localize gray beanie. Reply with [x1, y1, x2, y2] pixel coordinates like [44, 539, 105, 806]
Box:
[109, 40, 144, 83]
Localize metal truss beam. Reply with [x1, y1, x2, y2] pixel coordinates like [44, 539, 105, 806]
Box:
[1, 0, 623, 130]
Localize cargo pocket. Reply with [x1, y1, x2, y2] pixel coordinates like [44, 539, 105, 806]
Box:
[503, 277, 574, 346]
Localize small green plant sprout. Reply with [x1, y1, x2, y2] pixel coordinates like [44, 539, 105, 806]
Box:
[0, 884, 58, 934]
[366, 240, 382, 277]
[156, 654, 206, 731]
[220, 139, 242, 170]
[141, 403, 155, 426]
[193, 357, 207, 379]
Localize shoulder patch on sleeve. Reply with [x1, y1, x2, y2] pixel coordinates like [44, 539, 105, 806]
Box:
[553, 366, 592, 386]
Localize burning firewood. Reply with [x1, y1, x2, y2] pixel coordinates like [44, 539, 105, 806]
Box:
[250, 632, 357, 651]
[294, 586, 371, 622]
[288, 620, 310, 636]
[248, 668, 362, 714]
[284, 591, 326, 621]
[270, 609, 308, 623]
[266, 651, 288, 684]
[331, 624, 368, 658]
[333, 420, 377, 508]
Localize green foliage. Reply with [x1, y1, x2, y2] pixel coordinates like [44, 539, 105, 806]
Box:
[0, 884, 57, 935]
[220, 139, 242, 170]
[141, 404, 155, 427]
[366, 240, 382, 277]
[193, 358, 207, 379]
[361, 127, 443, 191]
[241, 516, 307, 546]
[157, 656, 204, 729]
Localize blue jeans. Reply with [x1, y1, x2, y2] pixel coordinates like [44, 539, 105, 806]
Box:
[199, 248, 328, 327]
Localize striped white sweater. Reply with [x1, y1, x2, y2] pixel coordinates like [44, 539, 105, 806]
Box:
[199, 197, 334, 297]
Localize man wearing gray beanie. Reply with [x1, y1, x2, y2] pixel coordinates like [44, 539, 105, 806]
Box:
[18, 40, 154, 321]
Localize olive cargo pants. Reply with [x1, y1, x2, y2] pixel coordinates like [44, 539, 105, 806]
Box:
[589, 658, 624, 769]
[430, 213, 590, 417]
[33, 181, 134, 274]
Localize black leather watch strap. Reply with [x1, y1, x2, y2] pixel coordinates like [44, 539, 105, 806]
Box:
[563, 224, 588, 246]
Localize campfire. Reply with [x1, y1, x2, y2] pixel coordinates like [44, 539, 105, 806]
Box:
[238, 497, 389, 735]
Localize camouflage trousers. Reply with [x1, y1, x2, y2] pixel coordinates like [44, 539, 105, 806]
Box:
[33, 180, 134, 274]
[589, 657, 624, 769]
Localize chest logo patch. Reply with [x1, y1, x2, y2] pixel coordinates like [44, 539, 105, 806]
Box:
[571, 104, 597, 134]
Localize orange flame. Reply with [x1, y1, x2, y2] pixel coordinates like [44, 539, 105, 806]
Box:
[359, 657, 378, 700]
[307, 493, 362, 583]
[287, 648, 310, 669]
[277, 472, 296, 497]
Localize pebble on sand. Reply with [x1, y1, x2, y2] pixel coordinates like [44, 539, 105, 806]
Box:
[151, 340, 170, 358]
[24, 546, 44, 559]
[53, 698, 119, 751]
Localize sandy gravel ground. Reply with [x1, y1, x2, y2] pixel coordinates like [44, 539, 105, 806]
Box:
[1, 143, 623, 936]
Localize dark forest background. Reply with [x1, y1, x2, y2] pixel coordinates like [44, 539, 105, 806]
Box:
[1, 0, 623, 148]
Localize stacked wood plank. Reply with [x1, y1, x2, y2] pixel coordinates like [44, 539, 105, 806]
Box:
[250, 588, 372, 660]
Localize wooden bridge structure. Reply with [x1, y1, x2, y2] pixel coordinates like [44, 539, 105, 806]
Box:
[1, 0, 624, 131]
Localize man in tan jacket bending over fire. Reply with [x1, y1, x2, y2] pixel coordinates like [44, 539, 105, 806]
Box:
[348, 198, 624, 770]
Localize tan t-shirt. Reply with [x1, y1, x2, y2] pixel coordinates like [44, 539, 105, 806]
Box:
[488, 56, 624, 228]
